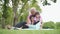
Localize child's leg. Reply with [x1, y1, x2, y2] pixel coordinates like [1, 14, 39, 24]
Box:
[35, 22, 40, 30]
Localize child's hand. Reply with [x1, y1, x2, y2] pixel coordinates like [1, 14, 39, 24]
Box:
[25, 24, 30, 26]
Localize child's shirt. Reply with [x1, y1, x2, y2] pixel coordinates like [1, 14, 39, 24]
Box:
[28, 22, 40, 30]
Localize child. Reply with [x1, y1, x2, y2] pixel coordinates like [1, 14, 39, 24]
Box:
[34, 12, 41, 30]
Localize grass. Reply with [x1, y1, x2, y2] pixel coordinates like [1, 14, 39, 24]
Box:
[0, 29, 60, 34]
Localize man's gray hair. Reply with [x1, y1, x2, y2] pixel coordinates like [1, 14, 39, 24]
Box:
[29, 7, 37, 12]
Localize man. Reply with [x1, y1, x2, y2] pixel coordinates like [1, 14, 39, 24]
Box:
[26, 8, 36, 24]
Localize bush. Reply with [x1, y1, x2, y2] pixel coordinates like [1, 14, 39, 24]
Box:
[43, 21, 55, 29]
[56, 22, 60, 29]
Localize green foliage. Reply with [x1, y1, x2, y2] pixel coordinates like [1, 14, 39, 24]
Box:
[0, 12, 2, 18]
[30, 0, 41, 12]
[42, 0, 47, 6]
[56, 22, 60, 29]
[42, 0, 56, 6]
[4, 0, 9, 3]
[21, 0, 28, 3]
[18, 0, 29, 22]
[0, 12, 2, 24]
[43, 21, 55, 29]
[5, 7, 13, 25]
[1, 0, 13, 26]
[19, 11, 28, 22]
[51, 0, 57, 3]
[2, 1, 13, 25]
[2, 0, 9, 19]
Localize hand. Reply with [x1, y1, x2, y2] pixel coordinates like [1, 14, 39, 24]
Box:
[25, 24, 30, 26]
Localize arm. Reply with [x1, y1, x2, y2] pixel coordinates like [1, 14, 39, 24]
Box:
[26, 24, 36, 28]
[26, 15, 31, 24]
[40, 16, 43, 29]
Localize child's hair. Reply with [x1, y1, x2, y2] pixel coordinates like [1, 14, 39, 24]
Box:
[29, 15, 36, 24]
[29, 15, 34, 20]
[35, 12, 40, 16]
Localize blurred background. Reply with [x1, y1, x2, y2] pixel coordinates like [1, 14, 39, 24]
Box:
[0, 0, 60, 29]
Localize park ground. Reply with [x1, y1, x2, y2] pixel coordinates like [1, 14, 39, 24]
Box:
[0, 29, 60, 34]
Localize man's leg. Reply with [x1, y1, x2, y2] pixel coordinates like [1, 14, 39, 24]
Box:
[14, 22, 27, 28]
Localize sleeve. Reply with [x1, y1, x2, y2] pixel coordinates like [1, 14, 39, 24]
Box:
[40, 16, 42, 24]
[40, 16, 43, 29]
[26, 15, 31, 24]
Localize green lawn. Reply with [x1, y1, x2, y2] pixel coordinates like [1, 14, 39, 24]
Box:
[0, 29, 60, 34]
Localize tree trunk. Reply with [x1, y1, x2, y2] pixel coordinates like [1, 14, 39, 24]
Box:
[12, 0, 19, 26]
[12, 0, 28, 26]
[1, 18, 5, 29]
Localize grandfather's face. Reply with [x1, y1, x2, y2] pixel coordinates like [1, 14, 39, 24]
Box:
[31, 9, 36, 15]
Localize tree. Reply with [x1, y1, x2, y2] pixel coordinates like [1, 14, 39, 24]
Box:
[12, 0, 20, 26]
[0, 0, 13, 28]
[42, 0, 57, 6]
[2, 0, 9, 28]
